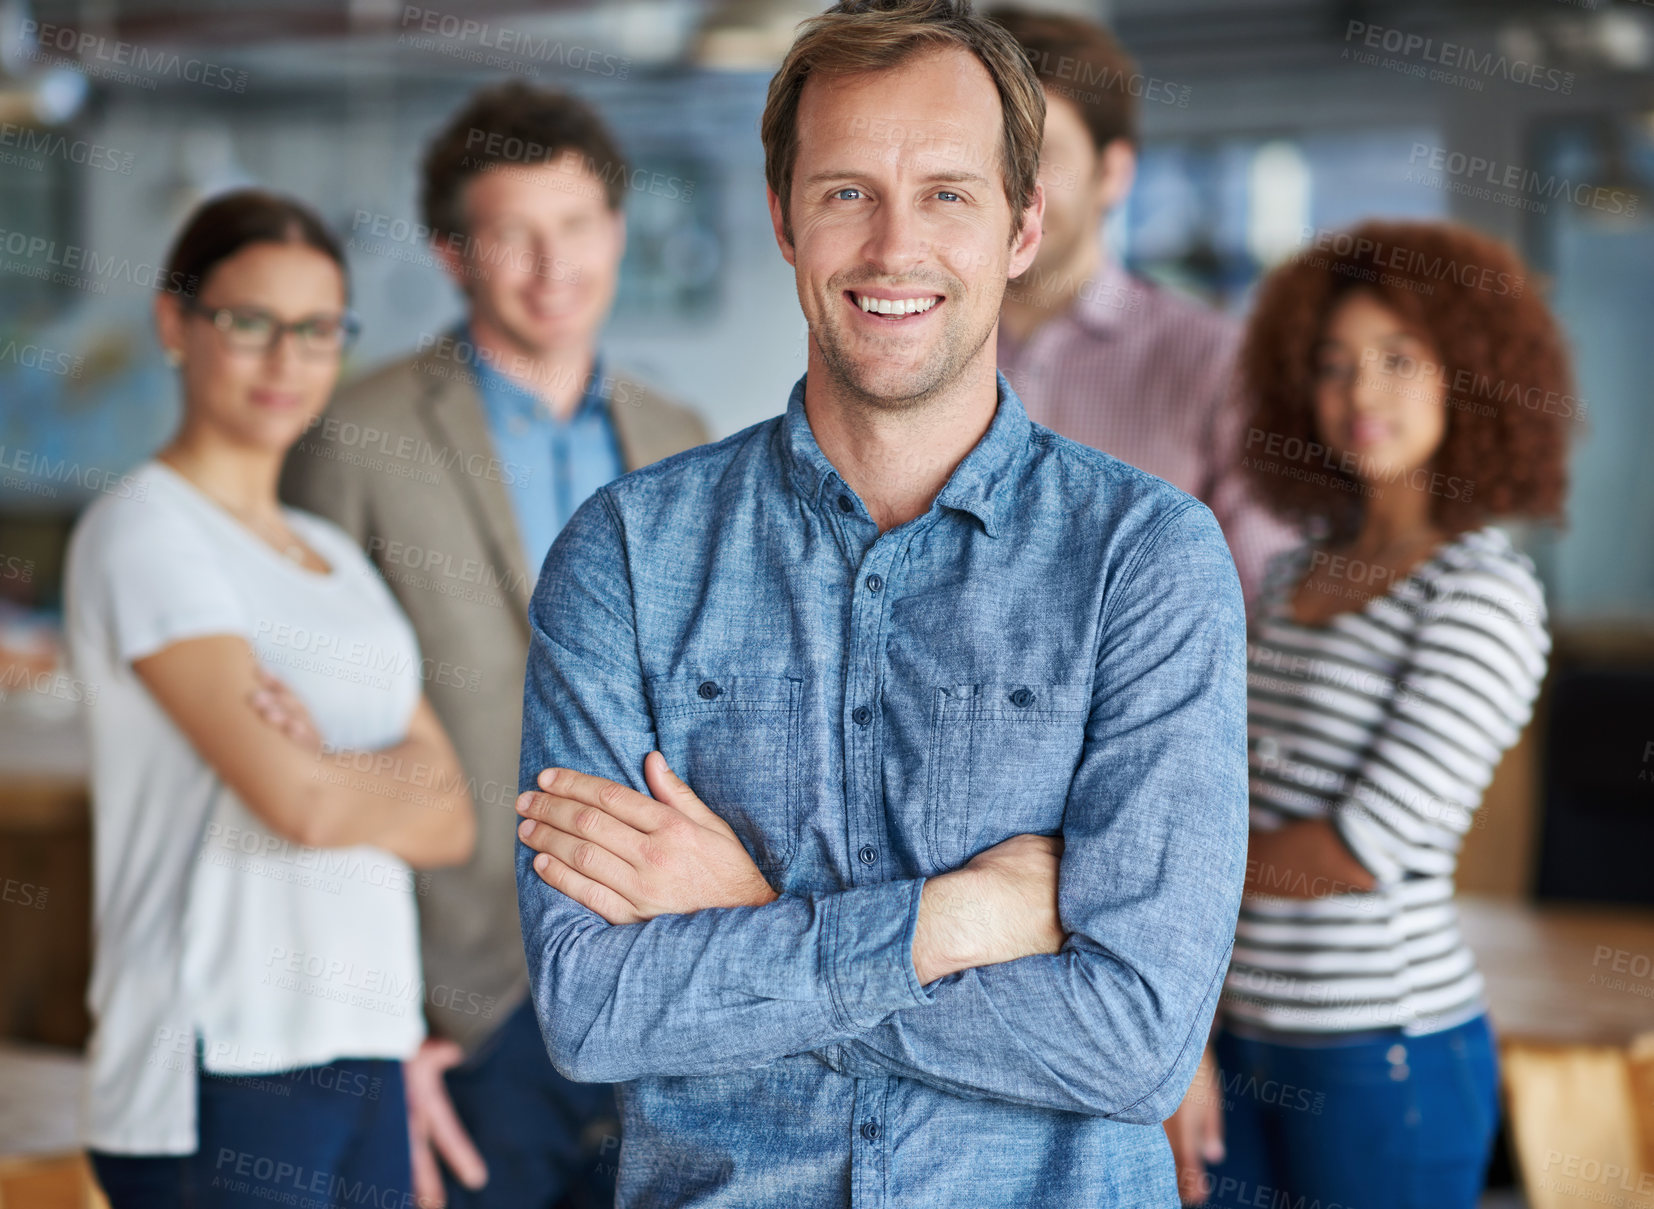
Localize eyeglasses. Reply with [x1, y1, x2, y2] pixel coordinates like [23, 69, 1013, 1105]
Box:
[183, 300, 362, 358]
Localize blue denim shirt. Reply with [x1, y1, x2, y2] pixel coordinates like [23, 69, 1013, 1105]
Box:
[516, 372, 1249, 1208]
[468, 325, 624, 577]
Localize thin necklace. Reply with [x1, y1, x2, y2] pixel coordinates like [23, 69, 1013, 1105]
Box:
[161, 453, 310, 565]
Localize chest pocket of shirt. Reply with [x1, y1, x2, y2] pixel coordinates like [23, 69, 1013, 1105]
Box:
[926, 682, 1089, 871]
[649, 674, 802, 877]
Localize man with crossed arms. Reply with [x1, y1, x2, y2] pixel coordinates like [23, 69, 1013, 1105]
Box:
[511, 1, 1248, 1205]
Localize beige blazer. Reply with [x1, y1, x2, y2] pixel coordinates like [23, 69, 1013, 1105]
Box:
[279, 345, 709, 1050]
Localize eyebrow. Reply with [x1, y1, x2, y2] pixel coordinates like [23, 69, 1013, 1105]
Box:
[800, 168, 993, 188]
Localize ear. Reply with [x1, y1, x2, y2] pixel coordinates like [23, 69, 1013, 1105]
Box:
[1095, 139, 1137, 215]
[766, 185, 796, 268]
[429, 235, 475, 300]
[154, 289, 185, 361]
[1008, 179, 1046, 280]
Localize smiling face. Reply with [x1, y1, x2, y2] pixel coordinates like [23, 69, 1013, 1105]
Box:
[1312, 289, 1449, 485]
[770, 45, 1042, 411]
[443, 152, 624, 359]
[155, 240, 348, 454]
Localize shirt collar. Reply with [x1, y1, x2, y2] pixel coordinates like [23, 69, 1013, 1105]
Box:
[463, 321, 610, 425]
[781, 370, 1030, 539]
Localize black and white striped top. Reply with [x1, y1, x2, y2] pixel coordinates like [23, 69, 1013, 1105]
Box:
[1220, 526, 1549, 1037]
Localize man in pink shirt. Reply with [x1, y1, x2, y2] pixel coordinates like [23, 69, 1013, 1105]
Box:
[990, 8, 1293, 606]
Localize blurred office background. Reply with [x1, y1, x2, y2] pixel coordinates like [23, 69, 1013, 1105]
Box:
[0, 1, 1651, 1205]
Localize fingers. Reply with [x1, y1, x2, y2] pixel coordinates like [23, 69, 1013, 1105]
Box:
[516, 789, 649, 866]
[533, 766, 671, 832]
[529, 850, 642, 924]
[422, 1075, 488, 1192]
[410, 1134, 447, 1209]
[518, 815, 641, 903]
[642, 751, 726, 829]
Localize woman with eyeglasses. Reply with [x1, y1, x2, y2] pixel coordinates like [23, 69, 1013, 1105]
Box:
[63, 189, 475, 1207]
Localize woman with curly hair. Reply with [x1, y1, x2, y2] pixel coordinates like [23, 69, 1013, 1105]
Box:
[1166, 220, 1574, 1208]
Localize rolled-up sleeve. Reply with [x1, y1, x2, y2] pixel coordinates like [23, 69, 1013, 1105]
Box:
[516, 490, 935, 1084]
[828, 502, 1251, 1121]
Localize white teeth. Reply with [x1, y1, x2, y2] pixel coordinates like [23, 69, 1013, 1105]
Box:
[855, 294, 938, 315]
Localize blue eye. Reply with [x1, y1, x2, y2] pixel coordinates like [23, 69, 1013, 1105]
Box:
[936, 190, 962, 202]
[834, 187, 863, 201]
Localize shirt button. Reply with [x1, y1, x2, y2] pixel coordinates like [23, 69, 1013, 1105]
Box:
[1008, 687, 1035, 708]
[860, 1119, 880, 1141]
[865, 574, 883, 593]
[852, 705, 872, 726]
[837, 494, 854, 514]
[697, 680, 722, 700]
[858, 845, 877, 865]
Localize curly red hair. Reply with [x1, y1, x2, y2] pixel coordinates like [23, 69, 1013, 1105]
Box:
[1240, 219, 1574, 541]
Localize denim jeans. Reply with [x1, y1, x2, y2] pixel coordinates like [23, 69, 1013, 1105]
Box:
[1199, 1014, 1500, 1209]
[90, 1058, 408, 1209]
[440, 999, 620, 1209]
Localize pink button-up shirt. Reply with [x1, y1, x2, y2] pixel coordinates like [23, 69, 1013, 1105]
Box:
[998, 258, 1296, 609]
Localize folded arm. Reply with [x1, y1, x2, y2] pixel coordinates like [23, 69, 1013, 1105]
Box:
[822, 503, 1252, 1121]
[515, 491, 946, 1084]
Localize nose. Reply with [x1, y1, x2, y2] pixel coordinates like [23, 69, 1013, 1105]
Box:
[859, 196, 928, 280]
[1349, 352, 1391, 412]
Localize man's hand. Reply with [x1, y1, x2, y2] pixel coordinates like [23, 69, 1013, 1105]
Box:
[516, 753, 779, 924]
[1164, 1046, 1225, 1205]
[405, 1038, 488, 1208]
[912, 833, 1066, 984]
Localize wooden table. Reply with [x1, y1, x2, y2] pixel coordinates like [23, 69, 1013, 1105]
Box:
[1459, 895, 1654, 1209]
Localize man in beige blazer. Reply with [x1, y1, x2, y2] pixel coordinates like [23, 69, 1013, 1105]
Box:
[282, 81, 707, 1209]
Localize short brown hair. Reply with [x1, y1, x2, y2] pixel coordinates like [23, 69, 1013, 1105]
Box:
[989, 7, 1139, 151]
[760, 0, 1045, 242]
[1242, 219, 1573, 542]
[421, 81, 628, 241]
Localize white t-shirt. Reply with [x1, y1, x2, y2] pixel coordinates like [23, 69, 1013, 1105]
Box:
[64, 459, 427, 1154]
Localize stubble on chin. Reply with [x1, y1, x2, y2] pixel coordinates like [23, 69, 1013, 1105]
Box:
[810, 285, 995, 415]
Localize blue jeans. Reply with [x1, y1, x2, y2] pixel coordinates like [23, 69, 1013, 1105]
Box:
[90, 1058, 409, 1209]
[1198, 1015, 1500, 1209]
[439, 999, 619, 1209]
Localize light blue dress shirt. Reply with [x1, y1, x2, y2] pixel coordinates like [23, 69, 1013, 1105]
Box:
[468, 327, 624, 577]
[516, 372, 1250, 1208]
